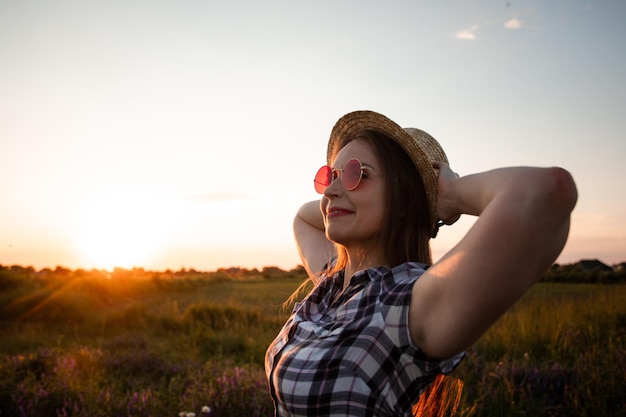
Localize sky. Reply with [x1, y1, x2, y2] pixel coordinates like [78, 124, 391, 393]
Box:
[1, 0, 625, 272]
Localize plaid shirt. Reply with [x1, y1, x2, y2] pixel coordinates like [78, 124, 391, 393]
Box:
[265, 261, 465, 417]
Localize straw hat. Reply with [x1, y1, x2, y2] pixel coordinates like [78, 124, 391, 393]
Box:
[327, 110, 449, 238]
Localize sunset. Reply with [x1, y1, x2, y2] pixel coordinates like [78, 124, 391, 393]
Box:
[1, 1, 624, 273]
[71, 192, 167, 269]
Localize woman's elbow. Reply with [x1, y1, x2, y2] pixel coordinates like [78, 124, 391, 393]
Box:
[543, 167, 578, 215]
[515, 167, 577, 226]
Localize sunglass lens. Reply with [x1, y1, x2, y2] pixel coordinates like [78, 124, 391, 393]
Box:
[314, 166, 331, 194]
[342, 159, 362, 190]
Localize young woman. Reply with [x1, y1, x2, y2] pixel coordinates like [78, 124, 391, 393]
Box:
[265, 110, 578, 417]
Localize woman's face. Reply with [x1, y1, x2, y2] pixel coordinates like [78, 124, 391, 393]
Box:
[321, 139, 387, 257]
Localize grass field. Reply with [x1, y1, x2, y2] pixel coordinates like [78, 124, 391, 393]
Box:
[0, 267, 624, 416]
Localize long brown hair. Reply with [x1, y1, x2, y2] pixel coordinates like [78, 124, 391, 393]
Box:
[413, 374, 464, 417]
[327, 129, 463, 416]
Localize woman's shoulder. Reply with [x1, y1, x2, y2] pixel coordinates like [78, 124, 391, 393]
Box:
[386, 261, 430, 281]
[362, 262, 429, 290]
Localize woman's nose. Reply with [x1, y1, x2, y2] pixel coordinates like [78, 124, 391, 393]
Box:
[323, 175, 342, 198]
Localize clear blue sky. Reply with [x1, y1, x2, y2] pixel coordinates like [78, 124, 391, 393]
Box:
[1, 0, 624, 271]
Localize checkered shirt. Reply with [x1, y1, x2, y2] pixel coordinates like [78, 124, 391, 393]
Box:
[265, 261, 465, 417]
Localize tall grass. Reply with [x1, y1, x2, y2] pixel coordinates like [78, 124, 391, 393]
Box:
[0, 267, 624, 416]
[455, 284, 626, 416]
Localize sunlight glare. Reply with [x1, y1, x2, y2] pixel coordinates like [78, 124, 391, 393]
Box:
[72, 193, 168, 270]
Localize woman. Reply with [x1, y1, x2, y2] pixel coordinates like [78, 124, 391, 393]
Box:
[265, 110, 578, 416]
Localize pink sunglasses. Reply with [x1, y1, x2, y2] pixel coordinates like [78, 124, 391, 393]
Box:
[313, 158, 366, 194]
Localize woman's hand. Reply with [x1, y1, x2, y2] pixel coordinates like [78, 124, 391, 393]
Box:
[434, 161, 461, 226]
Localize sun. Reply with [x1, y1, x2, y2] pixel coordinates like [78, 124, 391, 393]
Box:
[72, 193, 166, 270]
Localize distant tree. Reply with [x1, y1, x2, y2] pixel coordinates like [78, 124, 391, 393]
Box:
[53, 266, 71, 278]
[289, 265, 307, 276]
[0, 266, 21, 290]
[261, 266, 285, 279]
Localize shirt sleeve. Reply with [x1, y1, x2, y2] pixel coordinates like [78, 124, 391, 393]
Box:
[378, 263, 465, 376]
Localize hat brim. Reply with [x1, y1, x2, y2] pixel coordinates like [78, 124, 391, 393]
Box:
[327, 110, 448, 238]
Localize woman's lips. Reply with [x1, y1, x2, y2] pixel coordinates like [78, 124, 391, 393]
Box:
[327, 207, 354, 218]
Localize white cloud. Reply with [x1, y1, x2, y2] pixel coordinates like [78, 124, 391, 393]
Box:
[456, 25, 479, 40]
[504, 18, 522, 29]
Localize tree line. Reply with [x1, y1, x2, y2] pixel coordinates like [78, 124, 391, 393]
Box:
[1, 260, 625, 286]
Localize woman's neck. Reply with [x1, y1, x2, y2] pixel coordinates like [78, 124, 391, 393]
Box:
[343, 249, 388, 289]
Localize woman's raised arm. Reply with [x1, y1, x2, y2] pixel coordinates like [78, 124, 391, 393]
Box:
[293, 200, 336, 282]
[410, 163, 578, 359]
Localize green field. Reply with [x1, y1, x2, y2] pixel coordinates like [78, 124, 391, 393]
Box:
[0, 266, 624, 416]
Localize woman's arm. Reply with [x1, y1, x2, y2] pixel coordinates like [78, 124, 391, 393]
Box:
[410, 163, 578, 358]
[293, 200, 336, 282]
